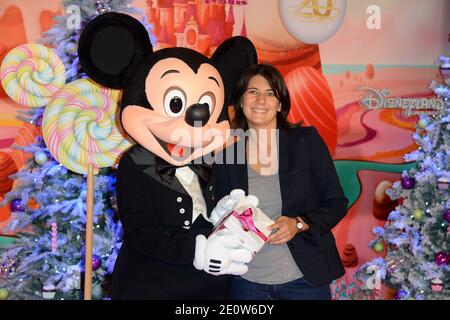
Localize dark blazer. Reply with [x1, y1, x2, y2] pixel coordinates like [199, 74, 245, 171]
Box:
[111, 145, 228, 299]
[214, 126, 348, 287]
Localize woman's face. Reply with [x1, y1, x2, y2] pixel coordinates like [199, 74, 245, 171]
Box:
[242, 75, 280, 129]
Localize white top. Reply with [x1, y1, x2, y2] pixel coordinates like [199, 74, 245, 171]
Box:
[175, 166, 208, 223]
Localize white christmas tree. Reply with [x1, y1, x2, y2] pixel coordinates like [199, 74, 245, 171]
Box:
[356, 56, 450, 300]
[0, 0, 155, 300]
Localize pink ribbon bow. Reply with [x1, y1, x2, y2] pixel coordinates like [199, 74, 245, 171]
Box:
[232, 208, 268, 241]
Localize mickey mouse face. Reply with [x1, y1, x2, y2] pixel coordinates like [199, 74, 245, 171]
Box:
[78, 12, 257, 165]
[121, 56, 230, 164]
[147, 58, 221, 126]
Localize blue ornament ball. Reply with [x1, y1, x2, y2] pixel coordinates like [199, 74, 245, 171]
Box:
[395, 290, 408, 300]
[35, 116, 43, 127]
[92, 254, 102, 271]
[444, 209, 450, 223]
[10, 199, 25, 212]
[34, 152, 48, 165]
[401, 176, 415, 189]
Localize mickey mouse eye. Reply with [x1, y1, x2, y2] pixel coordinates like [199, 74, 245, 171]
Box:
[164, 88, 186, 117]
[198, 92, 215, 114]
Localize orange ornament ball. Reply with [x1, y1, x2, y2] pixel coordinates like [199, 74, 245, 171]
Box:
[285, 66, 337, 154]
[0, 152, 17, 197]
[27, 198, 40, 210]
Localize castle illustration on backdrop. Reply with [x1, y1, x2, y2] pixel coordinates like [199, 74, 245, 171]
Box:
[146, 0, 247, 55]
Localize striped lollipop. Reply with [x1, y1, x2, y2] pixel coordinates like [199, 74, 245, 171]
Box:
[42, 78, 131, 174]
[0, 43, 65, 108]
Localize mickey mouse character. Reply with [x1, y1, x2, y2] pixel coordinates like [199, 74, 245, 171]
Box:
[78, 12, 258, 299]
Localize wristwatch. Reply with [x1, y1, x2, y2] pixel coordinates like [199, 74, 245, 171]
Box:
[295, 217, 304, 232]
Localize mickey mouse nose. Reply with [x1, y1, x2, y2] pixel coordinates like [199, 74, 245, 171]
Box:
[185, 103, 210, 127]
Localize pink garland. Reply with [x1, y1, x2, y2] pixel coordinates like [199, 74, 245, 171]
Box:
[51, 222, 58, 253]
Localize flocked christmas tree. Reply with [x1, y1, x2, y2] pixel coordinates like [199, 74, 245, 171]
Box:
[356, 56, 450, 300]
[0, 0, 155, 300]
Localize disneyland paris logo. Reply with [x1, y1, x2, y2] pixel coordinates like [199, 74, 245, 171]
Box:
[358, 87, 445, 117]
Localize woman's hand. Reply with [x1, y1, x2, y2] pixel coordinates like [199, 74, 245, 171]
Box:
[267, 216, 309, 245]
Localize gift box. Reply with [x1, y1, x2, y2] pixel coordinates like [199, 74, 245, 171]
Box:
[209, 198, 274, 253]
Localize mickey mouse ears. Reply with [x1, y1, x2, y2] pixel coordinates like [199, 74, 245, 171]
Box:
[78, 12, 153, 89]
[211, 36, 258, 108]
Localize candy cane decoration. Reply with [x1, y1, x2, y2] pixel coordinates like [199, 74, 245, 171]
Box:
[51, 222, 58, 253]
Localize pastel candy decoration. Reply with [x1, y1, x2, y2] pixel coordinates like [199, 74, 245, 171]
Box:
[42, 78, 131, 174]
[0, 43, 65, 108]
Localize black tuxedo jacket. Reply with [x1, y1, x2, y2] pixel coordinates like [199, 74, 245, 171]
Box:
[214, 126, 348, 287]
[111, 145, 228, 299]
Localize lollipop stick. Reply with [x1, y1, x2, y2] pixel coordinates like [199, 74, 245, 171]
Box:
[84, 164, 94, 300]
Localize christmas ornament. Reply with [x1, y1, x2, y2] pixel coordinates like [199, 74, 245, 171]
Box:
[34, 151, 48, 165]
[413, 209, 424, 221]
[10, 198, 25, 212]
[440, 221, 449, 232]
[431, 278, 443, 292]
[437, 177, 449, 190]
[0, 288, 8, 300]
[444, 209, 450, 223]
[373, 242, 384, 253]
[51, 222, 58, 253]
[92, 254, 102, 271]
[27, 198, 40, 210]
[401, 176, 415, 189]
[417, 118, 428, 129]
[35, 115, 43, 127]
[394, 290, 408, 300]
[434, 251, 447, 265]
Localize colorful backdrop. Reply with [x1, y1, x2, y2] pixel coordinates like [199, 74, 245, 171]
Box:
[0, 0, 449, 296]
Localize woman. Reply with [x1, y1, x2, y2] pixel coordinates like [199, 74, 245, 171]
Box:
[214, 64, 349, 300]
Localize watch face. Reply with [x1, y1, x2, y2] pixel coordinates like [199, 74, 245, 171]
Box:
[297, 222, 304, 230]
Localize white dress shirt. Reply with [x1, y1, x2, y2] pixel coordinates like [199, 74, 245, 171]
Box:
[175, 166, 208, 224]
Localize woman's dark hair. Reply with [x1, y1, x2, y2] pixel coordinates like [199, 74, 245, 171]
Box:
[232, 63, 301, 129]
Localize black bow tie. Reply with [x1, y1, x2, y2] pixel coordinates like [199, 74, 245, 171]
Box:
[155, 157, 212, 184]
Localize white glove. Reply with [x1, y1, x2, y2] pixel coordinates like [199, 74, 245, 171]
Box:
[193, 229, 253, 276]
[209, 189, 259, 226]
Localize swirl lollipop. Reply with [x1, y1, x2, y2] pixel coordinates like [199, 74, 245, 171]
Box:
[42, 78, 131, 300]
[42, 78, 131, 174]
[1, 43, 132, 300]
[0, 43, 65, 108]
